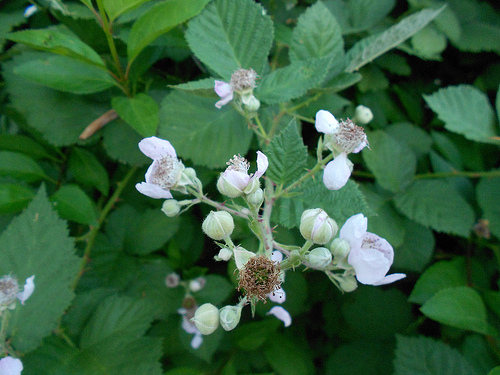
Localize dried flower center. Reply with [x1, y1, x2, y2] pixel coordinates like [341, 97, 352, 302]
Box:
[151, 154, 184, 189]
[230, 68, 258, 92]
[226, 154, 250, 174]
[0, 276, 19, 305]
[333, 119, 368, 153]
[238, 255, 281, 302]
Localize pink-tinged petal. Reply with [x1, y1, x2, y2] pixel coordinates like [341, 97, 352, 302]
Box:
[348, 247, 392, 285]
[371, 273, 406, 286]
[267, 306, 291, 327]
[352, 140, 368, 154]
[364, 232, 394, 264]
[17, 275, 35, 304]
[0, 357, 23, 375]
[223, 170, 250, 191]
[139, 136, 176, 160]
[135, 182, 173, 199]
[190, 333, 203, 349]
[215, 93, 234, 109]
[144, 160, 158, 184]
[271, 250, 283, 263]
[268, 287, 286, 303]
[315, 110, 339, 135]
[323, 153, 351, 190]
[254, 151, 268, 178]
[214, 81, 232, 97]
[340, 213, 367, 250]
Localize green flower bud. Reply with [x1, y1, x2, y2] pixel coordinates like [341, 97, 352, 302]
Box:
[161, 199, 181, 217]
[215, 247, 233, 261]
[202, 211, 234, 241]
[216, 174, 245, 198]
[300, 209, 338, 244]
[337, 274, 358, 293]
[353, 105, 373, 125]
[219, 305, 243, 331]
[246, 187, 264, 207]
[243, 95, 261, 112]
[192, 303, 220, 335]
[330, 238, 351, 268]
[307, 247, 332, 269]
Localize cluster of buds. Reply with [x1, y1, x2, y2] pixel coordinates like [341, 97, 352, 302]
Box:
[214, 68, 260, 112]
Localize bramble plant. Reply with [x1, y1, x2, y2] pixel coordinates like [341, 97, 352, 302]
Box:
[1, 0, 500, 374]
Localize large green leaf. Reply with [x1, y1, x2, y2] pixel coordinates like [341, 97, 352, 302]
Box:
[68, 147, 110, 195]
[50, 184, 98, 225]
[127, 0, 210, 64]
[0, 151, 48, 183]
[476, 176, 500, 239]
[264, 333, 315, 375]
[158, 90, 253, 168]
[393, 219, 434, 273]
[185, 0, 273, 80]
[0, 184, 35, 214]
[393, 179, 475, 237]
[111, 93, 159, 137]
[103, 0, 150, 21]
[102, 120, 150, 166]
[0, 134, 54, 161]
[424, 85, 499, 144]
[0, 186, 80, 352]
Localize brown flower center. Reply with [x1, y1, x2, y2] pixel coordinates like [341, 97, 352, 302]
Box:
[237, 255, 281, 302]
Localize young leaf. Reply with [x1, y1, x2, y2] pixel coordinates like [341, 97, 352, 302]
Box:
[0, 151, 48, 183]
[14, 54, 116, 95]
[0, 186, 80, 352]
[264, 119, 308, 186]
[185, 0, 273, 80]
[0, 184, 35, 214]
[424, 85, 499, 144]
[68, 147, 110, 195]
[345, 6, 445, 72]
[103, 0, 150, 21]
[158, 90, 252, 168]
[111, 93, 159, 137]
[476, 176, 500, 239]
[393, 179, 475, 237]
[127, 0, 210, 64]
[420, 286, 495, 335]
[50, 184, 98, 225]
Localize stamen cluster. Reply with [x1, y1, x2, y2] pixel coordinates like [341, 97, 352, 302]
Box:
[230, 68, 258, 92]
[332, 119, 369, 154]
[238, 255, 281, 302]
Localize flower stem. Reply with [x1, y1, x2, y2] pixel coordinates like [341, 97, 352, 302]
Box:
[0, 310, 11, 355]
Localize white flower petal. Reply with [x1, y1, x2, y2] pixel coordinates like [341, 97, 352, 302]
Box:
[348, 247, 392, 285]
[135, 182, 173, 199]
[371, 273, 406, 286]
[339, 213, 367, 250]
[190, 333, 203, 349]
[222, 170, 250, 191]
[0, 357, 23, 375]
[254, 151, 269, 179]
[271, 250, 283, 263]
[267, 306, 291, 327]
[323, 153, 351, 190]
[352, 140, 368, 154]
[214, 81, 233, 108]
[17, 275, 35, 304]
[233, 247, 256, 270]
[268, 287, 286, 303]
[138, 136, 177, 160]
[315, 110, 339, 135]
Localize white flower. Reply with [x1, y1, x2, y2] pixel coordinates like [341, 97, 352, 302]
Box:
[340, 214, 406, 286]
[267, 306, 292, 327]
[323, 152, 352, 190]
[135, 137, 185, 199]
[0, 356, 23, 375]
[214, 69, 258, 109]
[214, 81, 234, 109]
[178, 309, 203, 350]
[17, 275, 35, 305]
[23, 5, 38, 17]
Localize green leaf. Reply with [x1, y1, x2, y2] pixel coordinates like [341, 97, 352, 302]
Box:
[14, 54, 116, 94]
[255, 58, 330, 104]
[0, 151, 48, 183]
[50, 184, 98, 225]
[0, 184, 35, 214]
[127, 0, 211, 64]
[385, 122, 433, 157]
[185, 0, 273, 80]
[158, 90, 253, 168]
[68, 147, 110, 195]
[488, 367, 500, 375]
[321, 72, 362, 93]
[0, 186, 80, 352]
[112, 93, 159, 137]
[420, 286, 494, 335]
[362, 131, 417, 192]
[7, 26, 105, 67]
[477, 176, 500, 238]
[0, 134, 54, 161]
[394, 335, 480, 375]
[103, 0, 150, 21]
[264, 119, 308, 186]
[393, 179, 475, 237]
[393, 220, 435, 273]
[171, 77, 215, 91]
[289, 1, 344, 65]
[345, 6, 445, 72]
[264, 333, 315, 375]
[410, 24, 447, 60]
[102, 120, 150, 166]
[409, 257, 467, 305]
[424, 85, 499, 144]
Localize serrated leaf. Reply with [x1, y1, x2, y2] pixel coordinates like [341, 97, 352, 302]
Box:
[50, 184, 98, 225]
[264, 119, 308, 186]
[345, 6, 445, 72]
[320, 72, 362, 93]
[103, 0, 150, 21]
[476, 176, 500, 239]
[0, 186, 80, 352]
[185, 0, 273, 80]
[14, 54, 116, 94]
[255, 58, 330, 104]
[112, 93, 159, 137]
[0, 184, 35, 214]
[158, 90, 252, 168]
[385, 122, 433, 156]
[421, 286, 494, 335]
[127, 0, 210, 64]
[424, 85, 499, 144]
[363, 130, 417, 192]
[68, 147, 110, 194]
[0, 151, 48, 183]
[393, 179, 475, 237]
[7, 27, 105, 67]
[394, 335, 480, 375]
[171, 77, 215, 91]
[290, 1, 344, 65]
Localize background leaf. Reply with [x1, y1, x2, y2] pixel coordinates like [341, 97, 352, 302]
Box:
[68, 147, 110, 195]
[0, 151, 48, 183]
[50, 184, 98, 225]
[476, 176, 500, 239]
[103, 0, 150, 21]
[0, 184, 35, 214]
[112, 93, 159, 137]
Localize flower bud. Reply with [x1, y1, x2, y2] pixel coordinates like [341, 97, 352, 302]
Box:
[192, 303, 219, 335]
[202, 211, 234, 241]
[243, 95, 261, 112]
[216, 174, 245, 198]
[307, 247, 332, 269]
[246, 188, 264, 207]
[165, 273, 180, 288]
[353, 105, 373, 124]
[330, 238, 351, 268]
[337, 274, 358, 293]
[161, 199, 181, 217]
[300, 209, 338, 244]
[219, 305, 243, 331]
[189, 277, 206, 293]
[215, 247, 233, 261]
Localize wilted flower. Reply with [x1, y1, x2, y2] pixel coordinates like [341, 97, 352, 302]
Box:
[267, 306, 292, 327]
[238, 255, 281, 302]
[340, 214, 406, 286]
[217, 151, 268, 198]
[0, 356, 23, 375]
[1, 275, 35, 311]
[214, 68, 259, 109]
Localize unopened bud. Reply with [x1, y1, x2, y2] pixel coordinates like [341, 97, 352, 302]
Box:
[219, 305, 243, 331]
[330, 238, 351, 267]
[161, 199, 181, 217]
[353, 105, 373, 124]
[307, 247, 332, 269]
[337, 274, 358, 293]
[202, 211, 234, 241]
[246, 188, 264, 207]
[189, 277, 206, 293]
[243, 95, 260, 112]
[192, 303, 219, 335]
[216, 247, 233, 261]
[300, 209, 338, 244]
